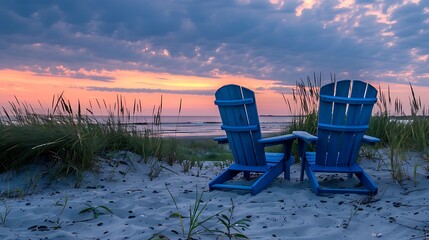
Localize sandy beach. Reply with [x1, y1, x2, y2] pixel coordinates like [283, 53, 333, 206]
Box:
[0, 150, 428, 240]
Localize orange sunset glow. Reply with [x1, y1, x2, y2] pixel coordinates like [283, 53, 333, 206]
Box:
[0, 69, 294, 116]
[2, 68, 428, 117]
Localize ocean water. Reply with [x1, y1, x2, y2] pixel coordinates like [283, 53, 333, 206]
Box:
[122, 115, 294, 137]
[1, 115, 294, 138]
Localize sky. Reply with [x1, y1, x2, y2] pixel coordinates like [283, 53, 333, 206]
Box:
[1, 0, 428, 116]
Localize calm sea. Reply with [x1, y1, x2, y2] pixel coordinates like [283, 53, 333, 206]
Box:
[1, 115, 294, 138]
[114, 115, 294, 137]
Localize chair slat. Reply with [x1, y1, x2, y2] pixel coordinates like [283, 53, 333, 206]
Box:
[340, 80, 367, 166]
[316, 82, 335, 165]
[325, 80, 350, 166]
[348, 82, 378, 165]
[318, 123, 369, 132]
[215, 98, 254, 106]
[242, 86, 266, 165]
[320, 95, 376, 104]
[221, 125, 259, 132]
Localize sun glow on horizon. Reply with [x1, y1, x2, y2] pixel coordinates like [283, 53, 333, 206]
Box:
[0, 69, 293, 116]
[1, 69, 428, 117]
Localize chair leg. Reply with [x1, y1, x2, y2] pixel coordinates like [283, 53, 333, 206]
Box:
[300, 156, 306, 181]
[251, 161, 283, 195]
[284, 165, 290, 180]
[209, 169, 240, 191]
[355, 171, 378, 195]
[283, 156, 293, 180]
[303, 167, 378, 196]
[304, 162, 321, 195]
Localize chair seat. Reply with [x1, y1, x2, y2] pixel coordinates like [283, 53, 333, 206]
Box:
[306, 152, 363, 173]
[265, 152, 283, 163]
[228, 163, 271, 173]
[310, 163, 364, 173]
[228, 152, 285, 172]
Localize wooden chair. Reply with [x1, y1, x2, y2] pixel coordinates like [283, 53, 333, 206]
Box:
[208, 84, 295, 195]
[294, 80, 379, 196]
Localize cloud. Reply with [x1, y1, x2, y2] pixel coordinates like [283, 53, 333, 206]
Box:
[0, 0, 428, 86]
[86, 86, 214, 96]
[31, 65, 116, 82]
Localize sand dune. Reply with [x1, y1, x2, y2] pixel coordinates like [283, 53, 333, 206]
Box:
[0, 151, 428, 240]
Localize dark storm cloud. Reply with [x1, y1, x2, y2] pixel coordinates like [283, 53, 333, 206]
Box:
[0, 0, 428, 87]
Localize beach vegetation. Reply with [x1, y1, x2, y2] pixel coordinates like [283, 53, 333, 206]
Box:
[165, 185, 217, 240]
[1, 168, 41, 199]
[284, 73, 323, 136]
[213, 198, 250, 239]
[163, 186, 249, 240]
[79, 203, 113, 220]
[105, 152, 138, 180]
[0, 93, 194, 186]
[338, 206, 359, 229]
[284, 73, 324, 156]
[161, 137, 233, 174]
[367, 83, 429, 182]
[147, 157, 163, 180]
[52, 195, 68, 229]
[177, 139, 233, 162]
[180, 159, 196, 173]
[0, 201, 11, 226]
[0, 187, 27, 199]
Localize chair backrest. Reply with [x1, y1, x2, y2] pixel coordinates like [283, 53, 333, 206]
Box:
[215, 84, 266, 166]
[316, 80, 377, 167]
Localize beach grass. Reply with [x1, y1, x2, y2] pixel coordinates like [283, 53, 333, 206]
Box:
[0, 201, 11, 226]
[367, 83, 429, 181]
[0, 94, 178, 186]
[162, 186, 249, 240]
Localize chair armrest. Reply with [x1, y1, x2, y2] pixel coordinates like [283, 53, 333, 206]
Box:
[213, 136, 228, 144]
[259, 134, 295, 166]
[293, 131, 317, 165]
[362, 135, 380, 144]
[292, 131, 318, 144]
[258, 134, 295, 147]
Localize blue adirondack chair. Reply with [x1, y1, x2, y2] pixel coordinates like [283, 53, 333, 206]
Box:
[294, 80, 380, 196]
[208, 84, 295, 195]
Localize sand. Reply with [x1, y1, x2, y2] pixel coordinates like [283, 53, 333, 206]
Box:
[0, 150, 428, 240]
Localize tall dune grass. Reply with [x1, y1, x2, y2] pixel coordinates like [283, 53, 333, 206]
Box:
[0, 94, 173, 186]
[284, 73, 327, 135]
[366, 83, 429, 181]
[367, 83, 429, 152]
